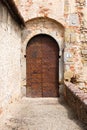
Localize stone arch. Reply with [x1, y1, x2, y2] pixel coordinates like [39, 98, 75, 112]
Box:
[22, 17, 64, 56]
[21, 17, 65, 96]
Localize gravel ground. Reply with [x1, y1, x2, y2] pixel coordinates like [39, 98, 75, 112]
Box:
[0, 96, 87, 130]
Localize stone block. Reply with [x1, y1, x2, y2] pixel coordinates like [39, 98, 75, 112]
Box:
[81, 50, 87, 55]
[68, 14, 80, 26]
[64, 70, 74, 81]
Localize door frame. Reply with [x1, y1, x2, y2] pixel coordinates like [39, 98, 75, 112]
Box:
[21, 18, 64, 96]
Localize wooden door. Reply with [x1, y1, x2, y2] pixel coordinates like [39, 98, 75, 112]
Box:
[26, 35, 59, 97]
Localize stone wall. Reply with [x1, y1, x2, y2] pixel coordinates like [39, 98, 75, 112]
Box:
[15, 0, 65, 25]
[0, 2, 21, 112]
[15, 0, 87, 93]
[64, 0, 87, 93]
[64, 82, 87, 124]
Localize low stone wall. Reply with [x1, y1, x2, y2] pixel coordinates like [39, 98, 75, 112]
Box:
[64, 82, 87, 124]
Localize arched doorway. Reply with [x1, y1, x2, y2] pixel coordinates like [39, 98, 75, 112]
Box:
[26, 34, 59, 97]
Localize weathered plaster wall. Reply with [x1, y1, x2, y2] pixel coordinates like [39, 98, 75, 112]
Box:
[15, 0, 65, 25]
[0, 2, 21, 112]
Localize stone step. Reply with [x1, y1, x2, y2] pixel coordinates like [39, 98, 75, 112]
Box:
[21, 97, 60, 105]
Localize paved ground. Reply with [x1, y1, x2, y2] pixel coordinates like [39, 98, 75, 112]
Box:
[0, 96, 87, 130]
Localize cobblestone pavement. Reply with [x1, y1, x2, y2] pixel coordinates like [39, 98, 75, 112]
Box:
[0, 96, 87, 130]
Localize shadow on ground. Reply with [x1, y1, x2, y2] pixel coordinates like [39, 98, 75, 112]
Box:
[59, 94, 87, 130]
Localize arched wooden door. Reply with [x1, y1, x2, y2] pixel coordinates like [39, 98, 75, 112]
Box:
[26, 34, 59, 97]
